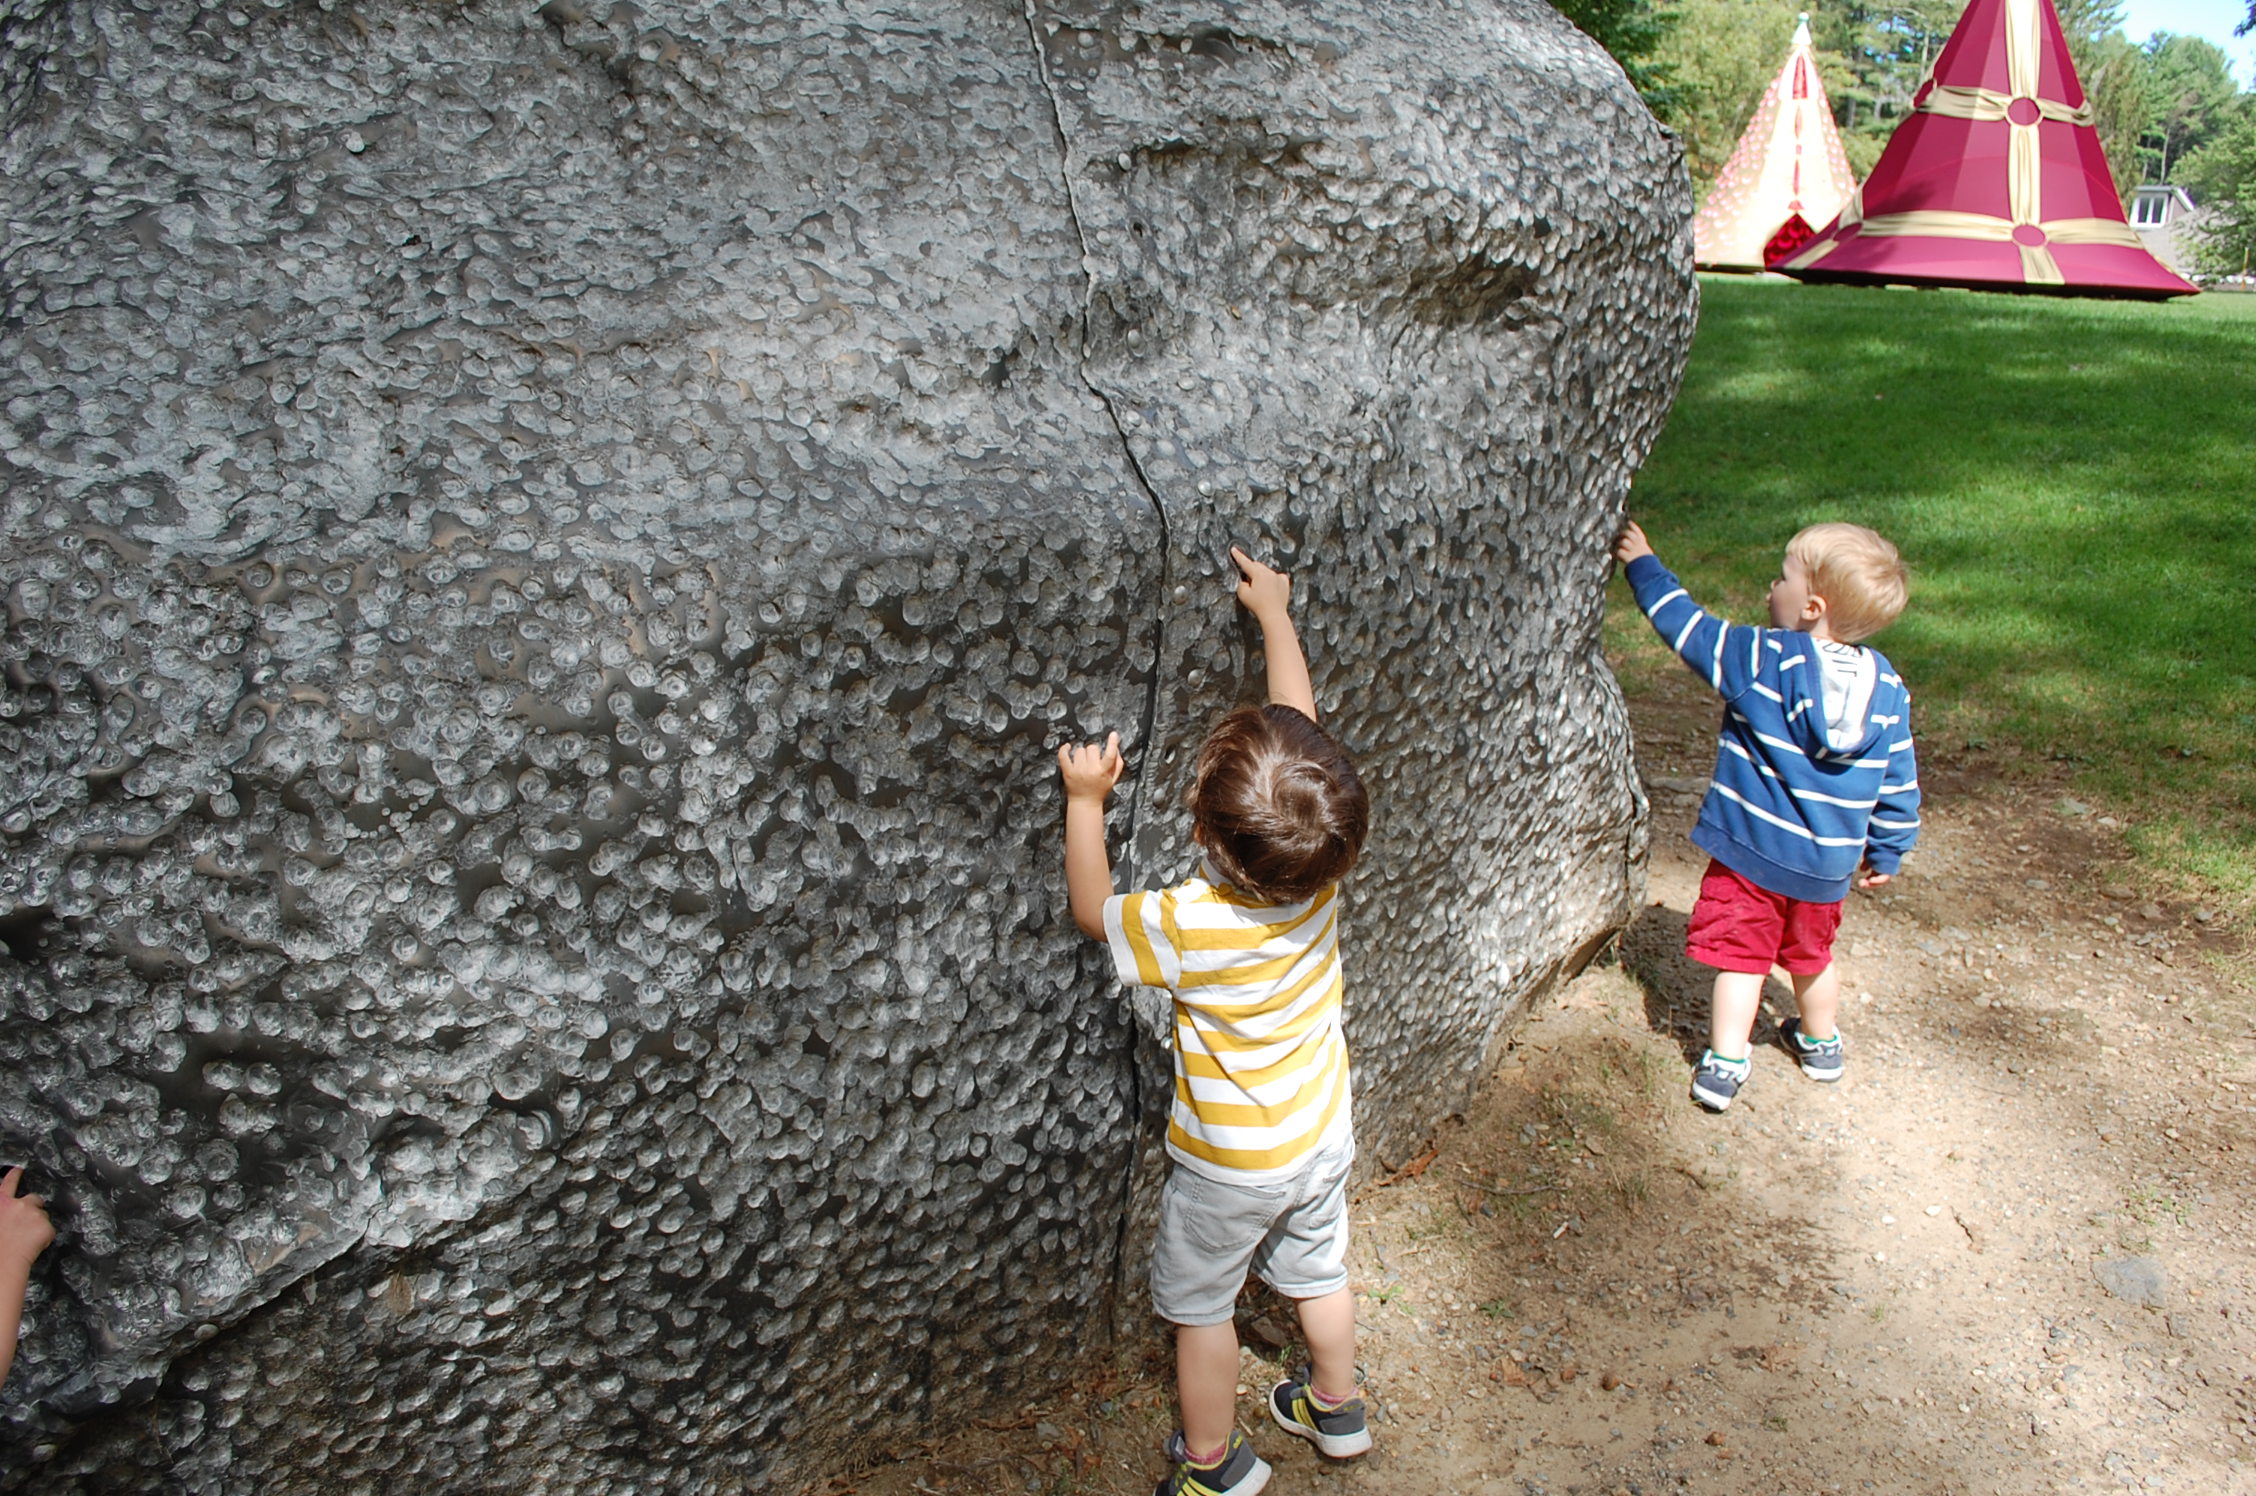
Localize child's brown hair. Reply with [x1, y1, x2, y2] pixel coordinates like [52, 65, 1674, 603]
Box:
[1788, 522, 1909, 644]
[1188, 705, 1368, 903]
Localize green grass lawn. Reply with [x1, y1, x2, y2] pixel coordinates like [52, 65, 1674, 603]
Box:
[1612, 277, 2256, 902]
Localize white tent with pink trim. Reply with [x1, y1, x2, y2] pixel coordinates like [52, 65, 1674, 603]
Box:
[1691, 14, 1858, 271]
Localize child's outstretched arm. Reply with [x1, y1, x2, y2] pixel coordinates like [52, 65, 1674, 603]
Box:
[0, 1166, 54, 1391]
[1058, 732, 1125, 941]
[1231, 547, 1317, 722]
[1613, 519, 1764, 701]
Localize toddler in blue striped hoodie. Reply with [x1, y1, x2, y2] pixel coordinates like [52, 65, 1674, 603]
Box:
[1613, 519, 1921, 1111]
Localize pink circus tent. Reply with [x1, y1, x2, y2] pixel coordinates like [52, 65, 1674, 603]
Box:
[1780, 0, 2195, 297]
[1692, 14, 1857, 271]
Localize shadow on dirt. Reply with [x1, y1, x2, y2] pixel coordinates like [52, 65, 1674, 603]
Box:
[1619, 900, 1812, 1063]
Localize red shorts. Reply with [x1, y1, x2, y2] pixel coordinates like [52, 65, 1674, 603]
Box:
[1685, 860, 1843, 976]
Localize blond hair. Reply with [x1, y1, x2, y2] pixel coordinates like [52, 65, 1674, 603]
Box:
[1787, 522, 1908, 644]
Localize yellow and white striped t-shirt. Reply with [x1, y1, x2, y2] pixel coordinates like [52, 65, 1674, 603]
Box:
[1103, 862, 1352, 1183]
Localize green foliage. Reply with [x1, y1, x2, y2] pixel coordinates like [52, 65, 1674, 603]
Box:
[1648, 0, 2253, 218]
[2125, 1184, 2192, 1227]
[1657, 0, 1805, 193]
[1553, 0, 1682, 116]
[2179, 97, 2256, 279]
[1617, 280, 2256, 902]
[2071, 26, 2154, 211]
[1810, 1, 1963, 173]
[2137, 34, 2241, 184]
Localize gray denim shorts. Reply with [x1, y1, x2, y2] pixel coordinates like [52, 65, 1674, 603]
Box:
[1150, 1131, 1355, 1326]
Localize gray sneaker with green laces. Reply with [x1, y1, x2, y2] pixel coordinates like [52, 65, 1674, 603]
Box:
[1780, 1018, 1845, 1082]
[1690, 1049, 1751, 1111]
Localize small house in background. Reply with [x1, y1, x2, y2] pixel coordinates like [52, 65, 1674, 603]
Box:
[2127, 185, 2206, 281]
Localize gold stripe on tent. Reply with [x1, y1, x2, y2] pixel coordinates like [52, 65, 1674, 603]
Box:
[1919, 84, 2093, 126]
[1824, 211, 2144, 282]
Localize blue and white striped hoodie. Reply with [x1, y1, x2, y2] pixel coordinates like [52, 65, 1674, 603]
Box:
[1626, 555, 1921, 904]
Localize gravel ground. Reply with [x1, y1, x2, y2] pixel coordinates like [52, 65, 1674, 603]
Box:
[833, 670, 2256, 1496]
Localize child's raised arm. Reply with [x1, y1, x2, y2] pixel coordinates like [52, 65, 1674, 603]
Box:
[1614, 520, 1765, 702]
[1057, 733, 1124, 941]
[1231, 547, 1317, 722]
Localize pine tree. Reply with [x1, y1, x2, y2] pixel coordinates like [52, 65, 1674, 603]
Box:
[1653, 0, 1804, 192]
[2179, 96, 2256, 281]
[1551, 0, 1683, 116]
[2055, 0, 2152, 212]
[2136, 35, 2239, 183]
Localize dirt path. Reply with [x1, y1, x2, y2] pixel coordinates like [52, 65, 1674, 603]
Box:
[839, 671, 2256, 1496]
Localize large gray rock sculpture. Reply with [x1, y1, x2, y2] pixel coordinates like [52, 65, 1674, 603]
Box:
[0, 0, 1693, 1487]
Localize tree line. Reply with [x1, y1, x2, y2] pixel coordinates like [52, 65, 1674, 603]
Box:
[1554, 0, 2256, 280]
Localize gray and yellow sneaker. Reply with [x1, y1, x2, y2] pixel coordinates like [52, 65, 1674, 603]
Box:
[1268, 1366, 1372, 1459]
[1690, 1049, 1752, 1111]
[1780, 1018, 1844, 1082]
[1154, 1429, 1270, 1496]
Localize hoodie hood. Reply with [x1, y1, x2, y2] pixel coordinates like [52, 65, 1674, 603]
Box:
[1780, 636, 1896, 760]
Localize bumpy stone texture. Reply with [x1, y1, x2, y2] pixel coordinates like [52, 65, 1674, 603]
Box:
[0, 0, 1691, 1488]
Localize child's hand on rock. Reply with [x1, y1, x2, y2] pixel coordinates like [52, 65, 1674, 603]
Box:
[1230, 546, 1292, 622]
[1612, 520, 1654, 565]
[0, 1168, 52, 1271]
[1058, 732, 1125, 805]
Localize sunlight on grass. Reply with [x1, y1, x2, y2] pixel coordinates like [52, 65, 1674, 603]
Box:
[1617, 279, 2256, 905]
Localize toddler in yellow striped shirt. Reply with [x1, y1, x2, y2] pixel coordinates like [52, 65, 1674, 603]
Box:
[1059, 547, 1371, 1496]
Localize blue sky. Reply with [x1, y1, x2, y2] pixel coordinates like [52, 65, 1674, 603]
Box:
[2118, 0, 2256, 84]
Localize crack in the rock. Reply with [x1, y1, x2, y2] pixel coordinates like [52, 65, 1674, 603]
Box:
[1019, 6, 1171, 833]
[1019, 0, 1174, 1309]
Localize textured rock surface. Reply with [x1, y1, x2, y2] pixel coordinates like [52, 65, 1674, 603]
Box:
[0, 0, 1692, 1488]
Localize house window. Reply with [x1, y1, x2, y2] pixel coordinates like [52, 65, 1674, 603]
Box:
[2132, 192, 2169, 227]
